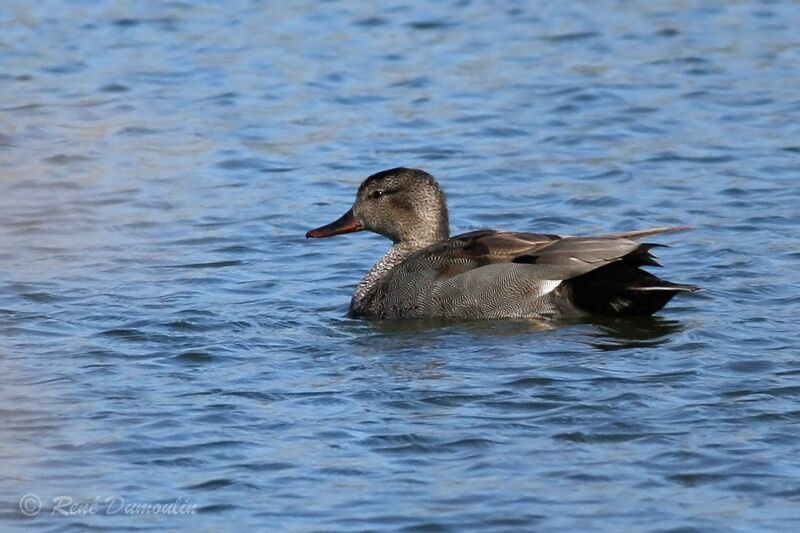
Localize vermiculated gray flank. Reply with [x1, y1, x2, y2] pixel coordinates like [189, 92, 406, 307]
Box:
[307, 167, 699, 319]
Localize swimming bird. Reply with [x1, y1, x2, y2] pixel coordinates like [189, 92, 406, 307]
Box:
[306, 167, 698, 320]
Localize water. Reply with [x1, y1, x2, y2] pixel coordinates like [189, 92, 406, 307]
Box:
[2, 0, 800, 530]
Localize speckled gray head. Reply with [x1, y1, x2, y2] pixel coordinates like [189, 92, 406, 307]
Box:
[306, 167, 450, 245]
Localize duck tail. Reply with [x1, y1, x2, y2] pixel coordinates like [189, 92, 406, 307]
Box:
[569, 263, 699, 316]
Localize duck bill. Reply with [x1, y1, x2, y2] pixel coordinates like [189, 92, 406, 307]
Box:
[306, 208, 363, 238]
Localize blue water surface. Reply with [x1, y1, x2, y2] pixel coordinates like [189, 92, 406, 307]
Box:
[2, 1, 800, 531]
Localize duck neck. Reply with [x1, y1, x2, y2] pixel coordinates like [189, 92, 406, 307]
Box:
[351, 240, 429, 311]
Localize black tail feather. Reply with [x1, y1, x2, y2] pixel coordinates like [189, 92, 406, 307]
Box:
[569, 262, 698, 317]
[635, 243, 666, 267]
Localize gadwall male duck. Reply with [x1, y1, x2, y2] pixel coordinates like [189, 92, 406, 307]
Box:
[307, 167, 698, 320]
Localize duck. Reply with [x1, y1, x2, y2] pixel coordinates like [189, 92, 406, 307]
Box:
[306, 167, 699, 320]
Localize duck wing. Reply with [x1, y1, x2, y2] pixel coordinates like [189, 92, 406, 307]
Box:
[411, 228, 666, 281]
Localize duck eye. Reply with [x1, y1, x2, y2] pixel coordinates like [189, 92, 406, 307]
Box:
[370, 190, 383, 200]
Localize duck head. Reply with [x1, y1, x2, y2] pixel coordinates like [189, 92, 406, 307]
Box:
[306, 167, 450, 245]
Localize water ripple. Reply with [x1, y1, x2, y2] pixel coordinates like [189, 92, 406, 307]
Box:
[2, 1, 800, 531]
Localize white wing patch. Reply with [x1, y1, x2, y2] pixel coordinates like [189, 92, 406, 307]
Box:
[537, 280, 561, 297]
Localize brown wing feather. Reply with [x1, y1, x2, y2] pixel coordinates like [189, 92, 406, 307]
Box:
[408, 230, 559, 280]
[449, 229, 559, 259]
[601, 225, 691, 240]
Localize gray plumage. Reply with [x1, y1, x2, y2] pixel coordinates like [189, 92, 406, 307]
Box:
[306, 167, 699, 320]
